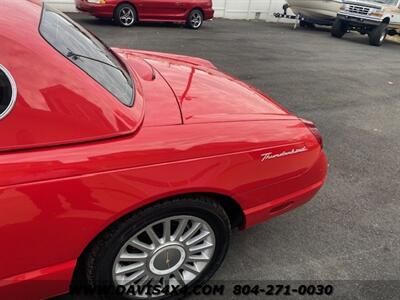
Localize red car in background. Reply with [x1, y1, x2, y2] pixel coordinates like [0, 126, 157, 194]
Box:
[0, 1, 327, 299]
[75, 0, 214, 29]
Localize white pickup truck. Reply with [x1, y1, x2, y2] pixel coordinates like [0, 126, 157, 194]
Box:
[331, 0, 400, 46]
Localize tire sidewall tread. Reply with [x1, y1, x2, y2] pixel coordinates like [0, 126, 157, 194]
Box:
[84, 196, 231, 299]
[331, 19, 347, 38]
[368, 23, 388, 46]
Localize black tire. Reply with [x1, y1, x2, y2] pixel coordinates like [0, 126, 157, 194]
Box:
[83, 196, 231, 299]
[331, 18, 347, 38]
[114, 4, 137, 27]
[368, 23, 388, 46]
[186, 9, 204, 29]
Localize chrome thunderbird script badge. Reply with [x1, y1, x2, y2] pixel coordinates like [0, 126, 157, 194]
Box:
[261, 146, 308, 161]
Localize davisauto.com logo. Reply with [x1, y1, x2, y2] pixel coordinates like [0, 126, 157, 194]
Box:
[72, 284, 225, 297]
[71, 283, 335, 297]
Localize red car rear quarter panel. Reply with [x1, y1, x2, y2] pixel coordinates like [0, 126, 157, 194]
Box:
[0, 120, 322, 281]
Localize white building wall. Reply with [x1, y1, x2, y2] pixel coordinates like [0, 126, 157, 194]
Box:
[213, 0, 288, 21]
[44, 0, 290, 21]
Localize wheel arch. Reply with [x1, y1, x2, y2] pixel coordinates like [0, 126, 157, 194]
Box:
[382, 17, 390, 24]
[188, 7, 205, 18]
[70, 191, 244, 290]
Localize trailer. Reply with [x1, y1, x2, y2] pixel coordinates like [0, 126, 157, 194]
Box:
[274, 3, 335, 29]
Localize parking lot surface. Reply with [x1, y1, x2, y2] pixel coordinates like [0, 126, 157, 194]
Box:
[65, 15, 400, 299]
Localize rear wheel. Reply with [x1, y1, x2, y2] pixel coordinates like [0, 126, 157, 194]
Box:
[368, 23, 388, 46]
[114, 4, 137, 27]
[84, 197, 231, 299]
[187, 9, 204, 29]
[331, 18, 347, 38]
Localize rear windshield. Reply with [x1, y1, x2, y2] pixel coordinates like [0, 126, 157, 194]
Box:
[39, 4, 134, 106]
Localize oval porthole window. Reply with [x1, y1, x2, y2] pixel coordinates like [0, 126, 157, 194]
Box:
[0, 65, 17, 120]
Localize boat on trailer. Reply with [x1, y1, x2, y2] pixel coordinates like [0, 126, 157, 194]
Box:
[275, 0, 343, 26]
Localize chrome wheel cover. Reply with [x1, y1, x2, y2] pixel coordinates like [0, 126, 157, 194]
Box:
[0, 65, 17, 120]
[380, 31, 386, 43]
[112, 215, 215, 297]
[119, 8, 135, 26]
[190, 12, 202, 28]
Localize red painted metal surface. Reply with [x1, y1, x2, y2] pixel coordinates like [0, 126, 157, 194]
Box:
[74, 0, 214, 23]
[0, 1, 327, 299]
[0, 1, 144, 152]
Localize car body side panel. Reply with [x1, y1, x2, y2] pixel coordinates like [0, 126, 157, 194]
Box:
[240, 150, 327, 227]
[137, 0, 185, 21]
[0, 120, 324, 280]
[0, 142, 326, 299]
[0, 121, 313, 187]
[134, 0, 214, 22]
[0, 260, 76, 300]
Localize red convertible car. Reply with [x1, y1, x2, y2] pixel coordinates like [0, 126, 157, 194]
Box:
[75, 0, 214, 29]
[0, 1, 327, 299]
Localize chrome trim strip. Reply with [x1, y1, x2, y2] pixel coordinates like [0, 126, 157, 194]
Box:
[0, 65, 17, 120]
[338, 12, 381, 22]
[343, 1, 381, 9]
